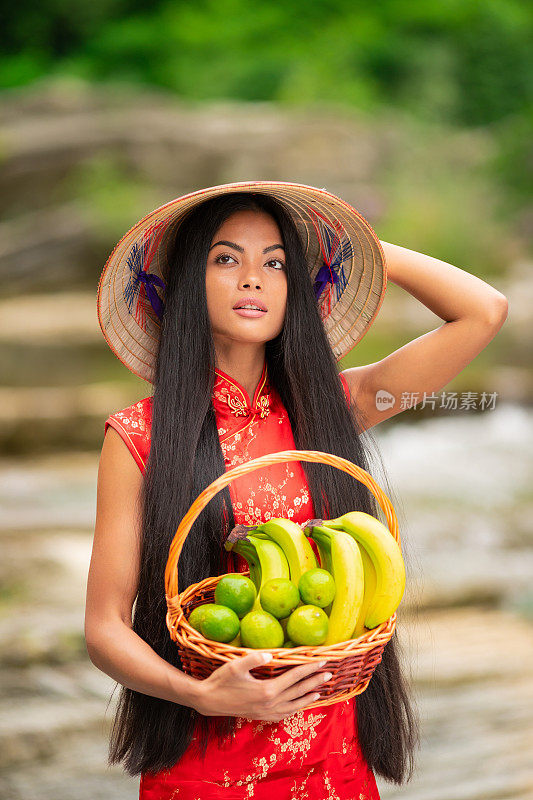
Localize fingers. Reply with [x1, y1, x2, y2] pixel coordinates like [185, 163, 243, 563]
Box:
[214, 654, 329, 722]
[264, 690, 323, 722]
[264, 659, 328, 693]
[276, 670, 332, 706]
[252, 659, 330, 721]
[227, 650, 273, 677]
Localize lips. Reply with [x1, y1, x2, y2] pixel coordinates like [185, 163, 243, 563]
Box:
[233, 297, 268, 311]
[233, 307, 267, 317]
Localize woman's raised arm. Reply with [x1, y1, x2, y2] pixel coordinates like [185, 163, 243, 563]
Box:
[341, 240, 508, 429]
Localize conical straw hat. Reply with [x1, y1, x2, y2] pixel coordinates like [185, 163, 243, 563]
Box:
[97, 180, 387, 383]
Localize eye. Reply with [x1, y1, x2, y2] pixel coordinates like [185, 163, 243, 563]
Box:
[214, 254, 285, 270]
[214, 254, 237, 265]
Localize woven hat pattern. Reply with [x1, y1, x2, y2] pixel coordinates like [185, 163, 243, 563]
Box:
[97, 181, 386, 383]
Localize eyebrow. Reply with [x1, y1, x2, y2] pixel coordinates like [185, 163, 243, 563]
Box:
[209, 240, 285, 254]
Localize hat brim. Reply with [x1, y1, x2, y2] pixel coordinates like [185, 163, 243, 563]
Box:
[97, 180, 387, 383]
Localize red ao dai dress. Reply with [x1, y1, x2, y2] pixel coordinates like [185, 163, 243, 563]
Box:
[104, 359, 380, 800]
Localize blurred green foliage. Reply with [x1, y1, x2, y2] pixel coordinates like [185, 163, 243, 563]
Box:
[3, 0, 530, 249]
[2, 0, 531, 128]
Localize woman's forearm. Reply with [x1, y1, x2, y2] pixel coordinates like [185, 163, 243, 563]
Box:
[379, 240, 508, 324]
[86, 619, 203, 709]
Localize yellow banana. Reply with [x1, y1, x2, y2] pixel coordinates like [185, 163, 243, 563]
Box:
[252, 517, 318, 586]
[313, 537, 332, 572]
[246, 534, 290, 611]
[308, 526, 364, 645]
[352, 543, 377, 637]
[324, 512, 405, 629]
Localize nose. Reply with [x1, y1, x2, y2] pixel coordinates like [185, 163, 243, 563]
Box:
[238, 261, 263, 291]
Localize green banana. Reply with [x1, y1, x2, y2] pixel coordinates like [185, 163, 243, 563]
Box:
[308, 526, 364, 645]
[252, 517, 318, 586]
[246, 534, 290, 611]
[324, 512, 405, 629]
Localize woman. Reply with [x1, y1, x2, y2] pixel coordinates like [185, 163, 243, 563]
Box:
[86, 182, 508, 799]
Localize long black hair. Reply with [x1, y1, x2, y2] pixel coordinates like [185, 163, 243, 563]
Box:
[108, 191, 420, 783]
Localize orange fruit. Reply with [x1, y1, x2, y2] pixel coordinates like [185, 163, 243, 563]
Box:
[286, 605, 329, 646]
[214, 573, 257, 618]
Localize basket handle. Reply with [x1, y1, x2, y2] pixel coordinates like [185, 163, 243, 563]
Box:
[165, 449, 399, 603]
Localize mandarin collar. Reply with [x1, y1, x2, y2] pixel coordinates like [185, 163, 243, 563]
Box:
[212, 360, 271, 419]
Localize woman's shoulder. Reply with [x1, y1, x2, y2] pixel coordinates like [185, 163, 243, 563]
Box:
[104, 395, 153, 473]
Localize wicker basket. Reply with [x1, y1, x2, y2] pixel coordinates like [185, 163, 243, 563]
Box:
[164, 449, 400, 710]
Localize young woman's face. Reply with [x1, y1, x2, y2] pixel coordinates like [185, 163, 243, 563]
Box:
[205, 210, 288, 348]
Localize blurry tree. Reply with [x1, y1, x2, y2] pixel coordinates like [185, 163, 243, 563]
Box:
[1, 0, 531, 129]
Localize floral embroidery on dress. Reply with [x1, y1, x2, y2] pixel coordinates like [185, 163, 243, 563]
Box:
[213, 362, 271, 420]
[213, 385, 250, 417]
[235, 715, 272, 735]
[221, 769, 257, 797]
[230, 462, 310, 525]
[323, 771, 342, 800]
[219, 709, 328, 797]
[112, 399, 150, 434]
[266, 709, 327, 769]
[255, 465, 310, 520]
[290, 767, 315, 799]
[104, 396, 152, 472]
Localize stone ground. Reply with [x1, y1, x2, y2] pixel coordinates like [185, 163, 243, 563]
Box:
[378, 608, 533, 800]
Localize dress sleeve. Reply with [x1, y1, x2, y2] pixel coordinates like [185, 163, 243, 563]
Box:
[104, 397, 152, 475]
[338, 372, 351, 406]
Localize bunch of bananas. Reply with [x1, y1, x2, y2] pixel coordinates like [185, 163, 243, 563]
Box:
[306, 512, 406, 643]
[226, 518, 318, 609]
[224, 512, 405, 646]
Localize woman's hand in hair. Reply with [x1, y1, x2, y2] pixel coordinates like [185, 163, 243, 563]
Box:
[191, 652, 331, 722]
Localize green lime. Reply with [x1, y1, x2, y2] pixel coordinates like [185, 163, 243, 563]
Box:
[188, 603, 212, 632]
[200, 604, 240, 643]
[286, 605, 329, 646]
[298, 568, 336, 608]
[214, 573, 257, 618]
[260, 578, 300, 619]
[282, 639, 295, 648]
[240, 610, 284, 649]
